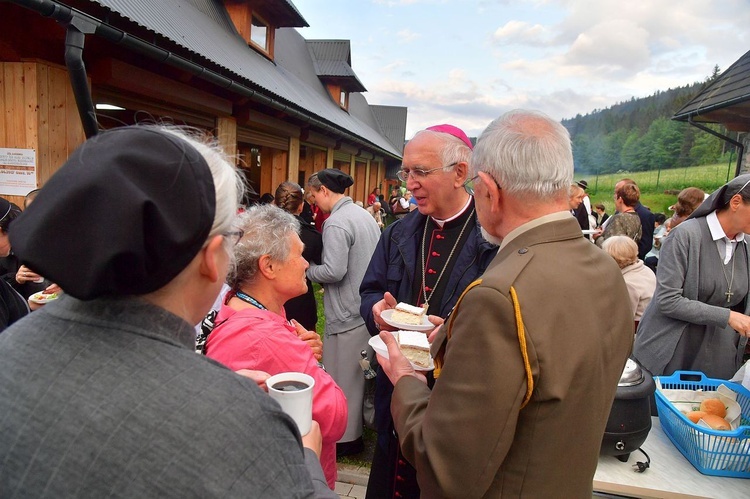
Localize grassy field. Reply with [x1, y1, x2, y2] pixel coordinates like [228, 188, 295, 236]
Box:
[578, 161, 736, 216]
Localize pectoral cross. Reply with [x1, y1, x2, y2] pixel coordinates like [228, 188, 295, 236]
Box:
[726, 289, 734, 303]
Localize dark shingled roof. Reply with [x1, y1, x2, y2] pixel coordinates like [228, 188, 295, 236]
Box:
[673, 50, 750, 132]
[307, 40, 367, 92]
[370, 105, 408, 155]
[90, 0, 400, 157]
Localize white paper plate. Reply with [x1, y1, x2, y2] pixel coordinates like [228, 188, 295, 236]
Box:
[29, 291, 60, 304]
[369, 331, 434, 371]
[381, 308, 434, 332]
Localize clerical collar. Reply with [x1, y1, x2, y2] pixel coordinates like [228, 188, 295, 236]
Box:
[430, 196, 472, 228]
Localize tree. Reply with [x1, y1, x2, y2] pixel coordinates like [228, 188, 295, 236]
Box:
[689, 126, 723, 165]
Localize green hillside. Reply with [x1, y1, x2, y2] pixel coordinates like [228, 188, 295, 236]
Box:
[578, 162, 734, 216]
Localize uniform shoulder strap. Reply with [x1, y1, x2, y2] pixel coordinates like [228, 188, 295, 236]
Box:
[434, 280, 534, 409]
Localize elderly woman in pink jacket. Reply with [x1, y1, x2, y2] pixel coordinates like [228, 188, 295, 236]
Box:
[203, 204, 347, 489]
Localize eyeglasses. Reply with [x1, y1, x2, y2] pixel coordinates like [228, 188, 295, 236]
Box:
[223, 229, 245, 246]
[463, 173, 501, 196]
[396, 162, 457, 183]
[463, 175, 479, 196]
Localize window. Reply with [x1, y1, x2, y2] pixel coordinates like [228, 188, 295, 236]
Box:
[340, 90, 348, 109]
[250, 14, 269, 51]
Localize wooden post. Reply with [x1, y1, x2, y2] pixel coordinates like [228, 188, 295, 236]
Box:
[215, 116, 237, 162]
[288, 136, 300, 184]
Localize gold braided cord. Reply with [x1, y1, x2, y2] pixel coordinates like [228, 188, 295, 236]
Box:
[510, 286, 533, 409]
[433, 278, 482, 378]
[434, 281, 534, 411]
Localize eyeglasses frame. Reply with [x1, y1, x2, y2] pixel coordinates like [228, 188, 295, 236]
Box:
[396, 162, 459, 183]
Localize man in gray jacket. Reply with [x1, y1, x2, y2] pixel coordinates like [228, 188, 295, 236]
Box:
[307, 169, 381, 456]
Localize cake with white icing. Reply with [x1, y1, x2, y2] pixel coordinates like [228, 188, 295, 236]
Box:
[391, 302, 427, 325]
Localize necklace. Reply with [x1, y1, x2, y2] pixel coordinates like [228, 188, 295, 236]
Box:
[235, 291, 267, 310]
[721, 247, 737, 304]
[420, 208, 475, 308]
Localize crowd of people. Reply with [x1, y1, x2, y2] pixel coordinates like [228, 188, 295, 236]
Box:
[1, 111, 749, 498]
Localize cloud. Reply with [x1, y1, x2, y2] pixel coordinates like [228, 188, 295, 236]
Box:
[397, 29, 421, 43]
[492, 20, 550, 46]
[486, 0, 750, 94]
[339, 0, 750, 135]
[564, 19, 650, 74]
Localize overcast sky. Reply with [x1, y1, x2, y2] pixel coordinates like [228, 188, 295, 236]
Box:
[292, 0, 749, 138]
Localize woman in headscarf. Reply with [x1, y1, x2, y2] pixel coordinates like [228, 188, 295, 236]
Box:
[274, 181, 322, 331]
[0, 125, 336, 497]
[633, 174, 750, 379]
[204, 204, 347, 489]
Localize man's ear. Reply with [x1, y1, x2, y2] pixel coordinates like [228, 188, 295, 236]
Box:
[453, 161, 469, 186]
[199, 235, 225, 283]
[478, 171, 503, 213]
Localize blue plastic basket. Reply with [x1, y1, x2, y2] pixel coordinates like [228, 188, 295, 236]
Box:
[655, 371, 750, 478]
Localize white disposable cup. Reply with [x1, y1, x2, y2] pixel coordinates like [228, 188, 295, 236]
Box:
[267, 372, 315, 435]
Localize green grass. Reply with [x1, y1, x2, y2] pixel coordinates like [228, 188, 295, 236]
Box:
[578, 162, 734, 216]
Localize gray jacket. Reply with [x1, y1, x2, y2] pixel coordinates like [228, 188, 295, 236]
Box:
[633, 217, 750, 376]
[0, 295, 335, 498]
[307, 197, 380, 334]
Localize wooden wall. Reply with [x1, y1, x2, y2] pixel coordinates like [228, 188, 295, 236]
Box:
[0, 62, 84, 207]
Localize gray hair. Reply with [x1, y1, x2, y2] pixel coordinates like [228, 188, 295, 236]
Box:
[410, 129, 472, 170]
[307, 173, 323, 191]
[228, 204, 300, 289]
[159, 126, 245, 244]
[471, 109, 572, 198]
[602, 235, 638, 269]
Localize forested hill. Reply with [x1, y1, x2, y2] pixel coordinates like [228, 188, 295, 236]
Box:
[562, 72, 735, 175]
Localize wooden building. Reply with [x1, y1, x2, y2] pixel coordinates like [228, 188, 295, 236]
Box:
[0, 0, 407, 207]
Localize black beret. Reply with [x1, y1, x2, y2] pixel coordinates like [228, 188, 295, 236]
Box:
[316, 169, 353, 194]
[9, 126, 216, 300]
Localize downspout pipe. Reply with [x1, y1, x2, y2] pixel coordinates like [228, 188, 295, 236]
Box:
[15, 0, 99, 137]
[11, 0, 397, 158]
[65, 24, 99, 138]
[687, 117, 745, 178]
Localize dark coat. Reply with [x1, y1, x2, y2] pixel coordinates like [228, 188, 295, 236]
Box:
[359, 206, 497, 498]
[284, 215, 323, 331]
[635, 202, 656, 260]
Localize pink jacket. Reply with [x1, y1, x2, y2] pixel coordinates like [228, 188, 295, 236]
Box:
[205, 304, 347, 489]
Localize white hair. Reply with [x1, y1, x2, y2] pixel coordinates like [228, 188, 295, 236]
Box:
[159, 126, 245, 244]
[602, 235, 639, 269]
[471, 109, 573, 198]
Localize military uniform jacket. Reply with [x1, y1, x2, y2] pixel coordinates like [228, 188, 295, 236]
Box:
[391, 216, 634, 498]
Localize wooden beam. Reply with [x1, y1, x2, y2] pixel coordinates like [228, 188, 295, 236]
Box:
[90, 58, 232, 116]
[236, 108, 300, 137]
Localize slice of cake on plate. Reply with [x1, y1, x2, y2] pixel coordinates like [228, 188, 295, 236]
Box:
[391, 302, 427, 325]
[399, 344, 431, 369]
